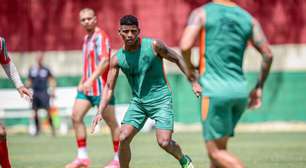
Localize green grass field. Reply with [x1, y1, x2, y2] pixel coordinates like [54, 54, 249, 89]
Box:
[8, 132, 306, 168]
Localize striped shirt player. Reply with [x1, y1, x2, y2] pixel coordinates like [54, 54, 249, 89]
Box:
[82, 27, 110, 96]
[76, 27, 115, 106]
[66, 9, 120, 168]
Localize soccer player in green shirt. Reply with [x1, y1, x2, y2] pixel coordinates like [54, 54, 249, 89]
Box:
[180, 0, 273, 167]
[91, 15, 202, 168]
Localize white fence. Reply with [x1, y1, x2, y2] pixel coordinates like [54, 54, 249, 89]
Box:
[0, 87, 154, 134]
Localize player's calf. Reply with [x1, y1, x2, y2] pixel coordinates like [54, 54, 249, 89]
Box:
[207, 149, 244, 168]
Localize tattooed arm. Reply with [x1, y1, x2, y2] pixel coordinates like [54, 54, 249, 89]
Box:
[91, 52, 120, 132]
[180, 8, 206, 80]
[248, 19, 273, 109]
[153, 40, 202, 97]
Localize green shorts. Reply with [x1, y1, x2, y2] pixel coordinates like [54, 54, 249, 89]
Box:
[201, 96, 247, 141]
[122, 96, 174, 130]
[76, 91, 115, 106]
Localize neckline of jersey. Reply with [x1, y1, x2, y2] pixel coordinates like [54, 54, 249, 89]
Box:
[122, 38, 142, 53]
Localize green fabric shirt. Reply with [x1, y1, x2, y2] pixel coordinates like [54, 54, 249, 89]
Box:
[200, 2, 253, 98]
[116, 38, 171, 103]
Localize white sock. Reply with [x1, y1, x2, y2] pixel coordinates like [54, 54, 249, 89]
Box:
[113, 152, 119, 161]
[77, 147, 88, 159]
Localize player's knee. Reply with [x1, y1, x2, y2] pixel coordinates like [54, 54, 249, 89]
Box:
[157, 138, 171, 149]
[71, 113, 82, 124]
[119, 130, 132, 144]
[119, 133, 128, 143]
[0, 125, 7, 140]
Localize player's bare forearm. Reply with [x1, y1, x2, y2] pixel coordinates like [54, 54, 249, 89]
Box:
[256, 46, 273, 88]
[153, 40, 195, 82]
[48, 77, 57, 96]
[181, 49, 199, 81]
[181, 49, 194, 70]
[98, 56, 119, 114]
[50, 77, 57, 87]
[1, 62, 24, 88]
[88, 57, 109, 83]
[98, 84, 113, 113]
[251, 19, 273, 88]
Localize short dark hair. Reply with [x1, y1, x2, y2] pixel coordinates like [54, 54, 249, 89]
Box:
[120, 15, 139, 27]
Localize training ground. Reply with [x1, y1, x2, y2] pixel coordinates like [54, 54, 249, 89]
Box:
[8, 131, 306, 168]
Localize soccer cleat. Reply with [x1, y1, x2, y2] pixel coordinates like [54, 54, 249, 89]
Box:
[65, 158, 90, 168]
[181, 155, 194, 168]
[104, 160, 120, 168]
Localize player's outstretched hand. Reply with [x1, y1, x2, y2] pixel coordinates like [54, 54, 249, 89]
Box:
[91, 113, 103, 134]
[248, 87, 262, 110]
[192, 81, 202, 97]
[17, 86, 33, 101]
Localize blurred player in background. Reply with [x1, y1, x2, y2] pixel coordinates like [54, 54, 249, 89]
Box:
[91, 15, 202, 168]
[65, 8, 120, 168]
[0, 37, 32, 168]
[180, 0, 273, 167]
[27, 53, 56, 136]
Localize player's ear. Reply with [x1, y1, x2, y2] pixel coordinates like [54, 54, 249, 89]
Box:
[137, 28, 141, 35]
[93, 16, 97, 23]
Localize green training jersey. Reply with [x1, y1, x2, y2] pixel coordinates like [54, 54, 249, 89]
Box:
[116, 38, 171, 103]
[200, 2, 253, 98]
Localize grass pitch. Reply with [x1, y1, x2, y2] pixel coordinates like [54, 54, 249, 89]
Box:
[8, 131, 306, 168]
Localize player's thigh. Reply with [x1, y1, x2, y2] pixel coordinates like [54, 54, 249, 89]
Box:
[72, 99, 92, 121]
[149, 97, 174, 131]
[122, 101, 147, 130]
[230, 98, 247, 134]
[202, 97, 233, 141]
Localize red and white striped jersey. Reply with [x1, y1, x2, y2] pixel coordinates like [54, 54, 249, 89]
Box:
[82, 27, 111, 96]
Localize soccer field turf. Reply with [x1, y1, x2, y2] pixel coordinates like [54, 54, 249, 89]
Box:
[8, 132, 306, 168]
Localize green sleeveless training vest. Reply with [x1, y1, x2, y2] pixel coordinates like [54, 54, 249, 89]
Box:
[200, 2, 253, 98]
[116, 38, 171, 102]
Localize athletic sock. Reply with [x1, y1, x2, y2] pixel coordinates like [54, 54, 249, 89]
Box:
[0, 140, 11, 168]
[179, 155, 188, 166]
[113, 140, 119, 161]
[77, 138, 88, 159]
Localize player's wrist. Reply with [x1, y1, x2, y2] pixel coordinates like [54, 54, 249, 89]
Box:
[255, 82, 263, 89]
[187, 74, 197, 83]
